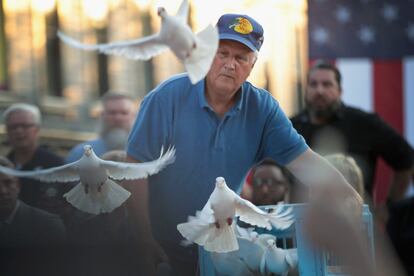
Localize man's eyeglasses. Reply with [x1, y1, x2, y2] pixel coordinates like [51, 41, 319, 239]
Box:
[252, 178, 286, 187]
[6, 123, 36, 131]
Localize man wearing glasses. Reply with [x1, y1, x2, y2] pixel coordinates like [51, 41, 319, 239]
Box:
[2, 103, 65, 215]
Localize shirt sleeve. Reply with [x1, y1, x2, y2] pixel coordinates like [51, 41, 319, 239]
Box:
[127, 91, 172, 162]
[261, 98, 309, 166]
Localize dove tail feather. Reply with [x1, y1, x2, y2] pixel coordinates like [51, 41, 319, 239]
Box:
[99, 179, 131, 213]
[63, 180, 130, 215]
[64, 183, 102, 215]
[177, 220, 239, 253]
[177, 219, 213, 246]
[203, 224, 239, 253]
[184, 25, 219, 84]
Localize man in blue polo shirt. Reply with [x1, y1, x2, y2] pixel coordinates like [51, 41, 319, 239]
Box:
[125, 13, 363, 275]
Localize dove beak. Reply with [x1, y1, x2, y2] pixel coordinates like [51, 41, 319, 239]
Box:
[85, 150, 91, 157]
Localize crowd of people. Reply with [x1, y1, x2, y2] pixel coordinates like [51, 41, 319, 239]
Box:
[0, 12, 413, 276]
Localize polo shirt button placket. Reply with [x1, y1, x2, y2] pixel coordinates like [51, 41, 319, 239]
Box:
[214, 117, 229, 151]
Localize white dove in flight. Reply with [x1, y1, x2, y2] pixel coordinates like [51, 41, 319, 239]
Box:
[260, 239, 298, 276]
[177, 177, 293, 253]
[57, 0, 219, 84]
[0, 145, 175, 215]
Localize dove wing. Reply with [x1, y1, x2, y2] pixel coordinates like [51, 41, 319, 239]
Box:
[175, 0, 189, 23]
[58, 31, 168, 60]
[184, 24, 219, 84]
[285, 249, 298, 268]
[0, 163, 79, 183]
[234, 225, 256, 239]
[232, 191, 272, 230]
[266, 205, 295, 230]
[101, 146, 176, 180]
[197, 200, 216, 223]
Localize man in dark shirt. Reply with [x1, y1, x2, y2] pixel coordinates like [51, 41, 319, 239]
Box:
[291, 61, 414, 204]
[0, 156, 68, 276]
[3, 103, 67, 215]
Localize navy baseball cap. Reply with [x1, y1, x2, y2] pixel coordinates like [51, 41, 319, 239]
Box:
[216, 13, 264, 52]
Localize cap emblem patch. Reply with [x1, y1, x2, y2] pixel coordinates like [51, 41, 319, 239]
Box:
[229, 17, 253, 34]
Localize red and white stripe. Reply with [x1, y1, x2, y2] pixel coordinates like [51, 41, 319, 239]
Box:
[336, 57, 414, 202]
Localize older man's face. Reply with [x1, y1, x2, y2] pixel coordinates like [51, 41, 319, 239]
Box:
[206, 40, 256, 95]
[6, 111, 39, 151]
[102, 98, 136, 132]
[0, 173, 19, 217]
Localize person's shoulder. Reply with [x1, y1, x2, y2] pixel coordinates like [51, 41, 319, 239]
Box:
[84, 138, 104, 148]
[35, 146, 64, 165]
[243, 81, 270, 96]
[17, 202, 66, 243]
[242, 81, 278, 106]
[18, 201, 64, 225]
[343, 105, 372, 117]
[342, 104, 383, 122]
[67, 142, 87, 155]
[148, 73, 193, 98]
[290, 110, 308, 123]
[66, 141, 89, 163]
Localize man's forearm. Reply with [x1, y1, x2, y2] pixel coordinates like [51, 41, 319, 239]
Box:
[124, 155, 154, 240]
[286, 149, 363, 216]
[125, 178, 154, 238]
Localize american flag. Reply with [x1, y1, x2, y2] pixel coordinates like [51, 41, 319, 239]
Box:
[308, 0, 414, 202]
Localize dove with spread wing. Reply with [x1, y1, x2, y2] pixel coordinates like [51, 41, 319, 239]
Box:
[260, 239, 298, 276]
[57, 0, 218, 84]
[177, 177, 293, 253]
[0, 145, 175, 215]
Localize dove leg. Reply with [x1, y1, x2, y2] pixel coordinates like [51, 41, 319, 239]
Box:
[227, 218, 233, 226]
[215, 222, 220, 229]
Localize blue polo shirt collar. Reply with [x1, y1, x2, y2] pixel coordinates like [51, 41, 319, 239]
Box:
[197, 81, 244, 114]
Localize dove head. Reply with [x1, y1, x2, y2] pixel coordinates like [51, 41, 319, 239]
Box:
[157, 7, 166, 17]
[215, 177, 226, 188]
[83, 145, 93, 157]
[266, 239, 276, 248]
[251, 231, 259, 241]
